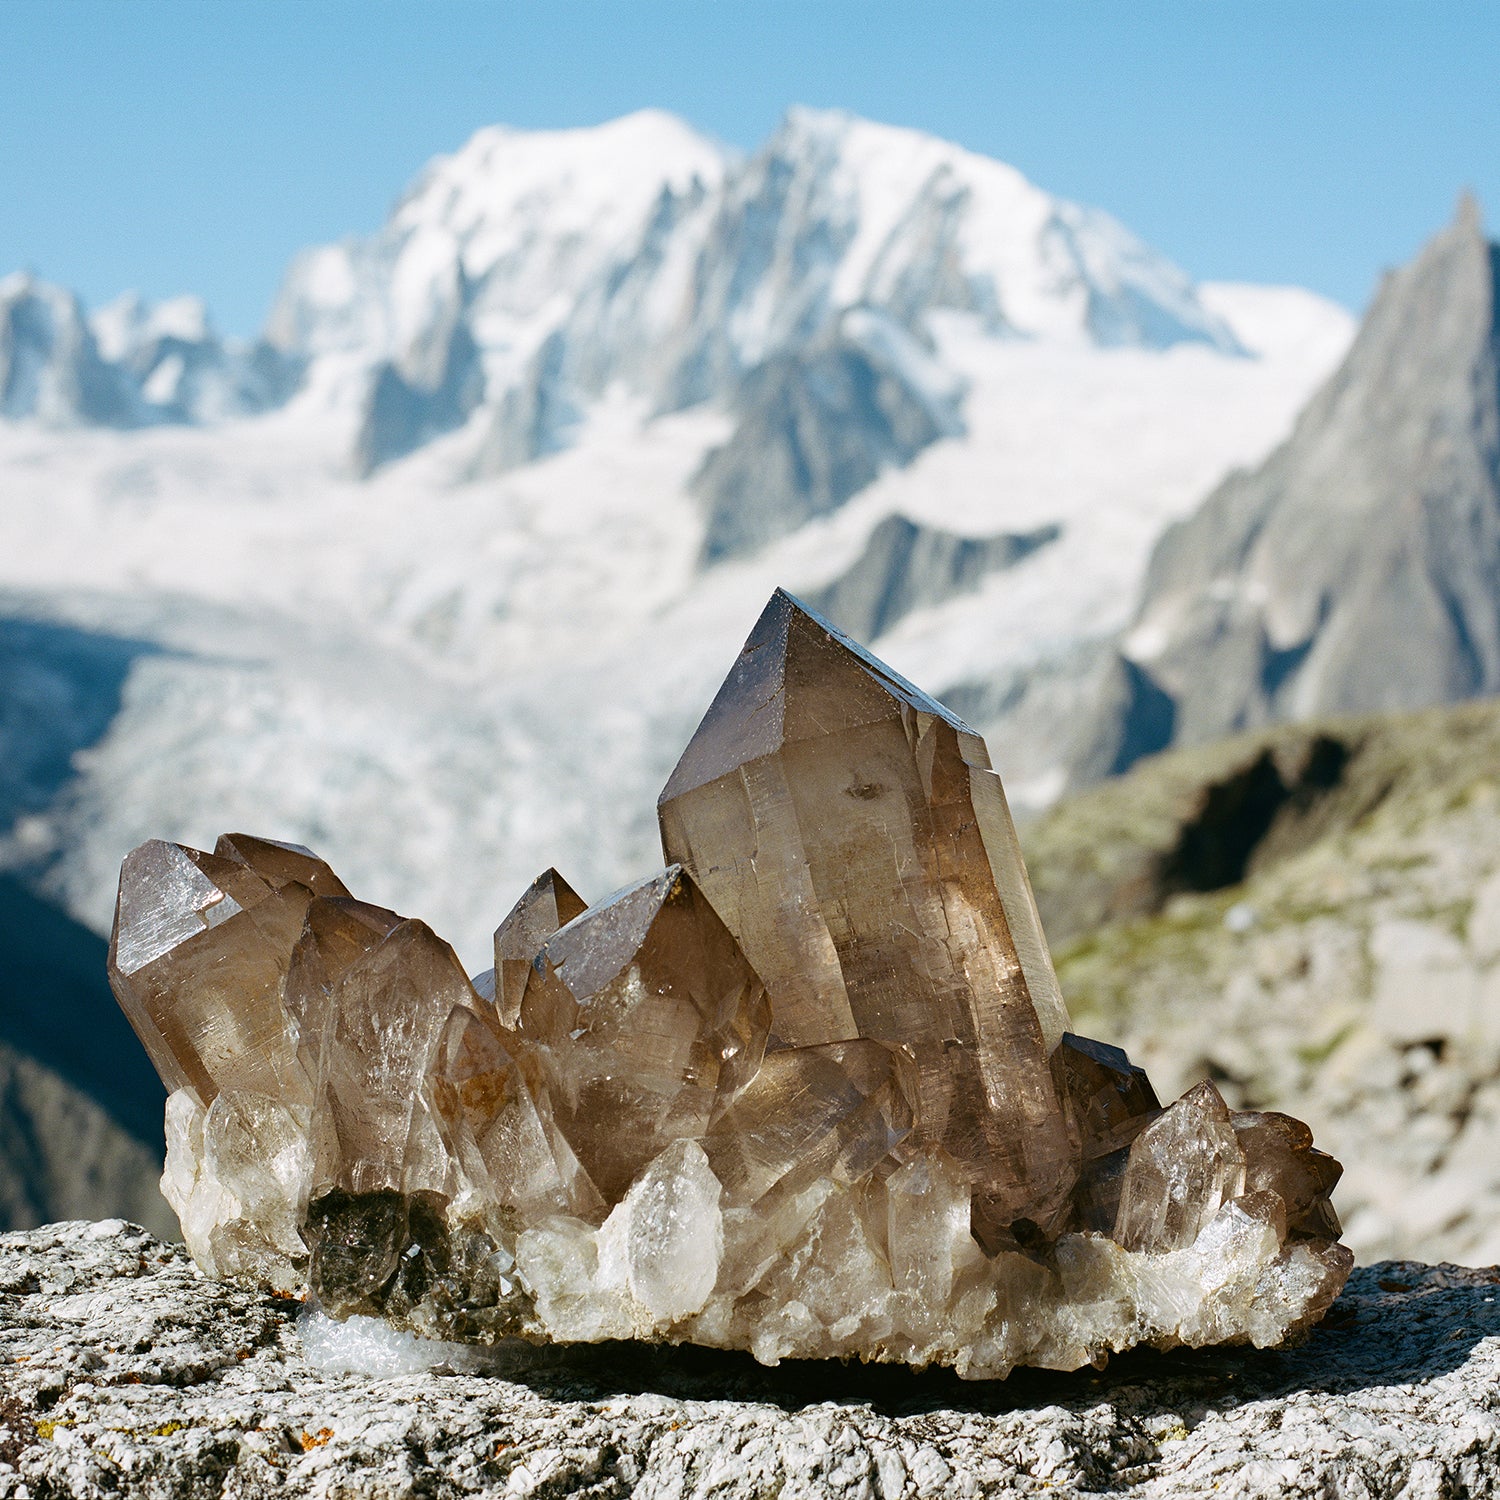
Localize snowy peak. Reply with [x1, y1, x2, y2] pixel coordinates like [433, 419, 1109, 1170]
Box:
[703, 105, 1239, 353]
[0, 273, 298, 428]
[259, 107, 1247, 476]
[390, 109, 729, 257]
[266, 111, 728, 374]
[0, 272, 133, 426]
[92, 292, 212, 361]
[90, 292, 298, 423]
[8, 107, 1246, 495]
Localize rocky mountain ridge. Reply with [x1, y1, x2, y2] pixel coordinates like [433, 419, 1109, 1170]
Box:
[1111, 197, 1500, 758]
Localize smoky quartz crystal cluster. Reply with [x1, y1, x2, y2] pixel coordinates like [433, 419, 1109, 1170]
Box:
[108, 591, 1351, 1377]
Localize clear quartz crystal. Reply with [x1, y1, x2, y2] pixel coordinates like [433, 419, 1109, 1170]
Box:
[108, 592, 1353, 1377]
[1113, 1081, 1247, 1253]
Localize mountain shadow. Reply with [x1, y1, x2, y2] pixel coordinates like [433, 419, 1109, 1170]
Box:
[0, 875, 164, 1147]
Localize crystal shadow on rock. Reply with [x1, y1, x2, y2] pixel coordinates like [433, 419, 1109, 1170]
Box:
[106, 589, 1353, 1378]
[435, 1265, 1488, 1423]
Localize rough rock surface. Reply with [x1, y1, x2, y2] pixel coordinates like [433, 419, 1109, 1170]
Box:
[0, 1221, 1497, 1499]
[1027, 695, 1500, 1266]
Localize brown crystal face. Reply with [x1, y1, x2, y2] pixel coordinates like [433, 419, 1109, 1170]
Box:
[1232, 1110, 1344, 1241]
[658, 589, 1075, 1224]
[291, 901, 481, 1199]
[701, 1038, 915, 1208]
[512, 865, 772, 1205]
[490, 868, 588, 1028]
[214, 834, 353, 901]
[107, 837, 334, 1105]
[1113, 1081, 1248, 1253]
[430, 1006, 607, 1224]
[1051, 1033, 1161, 1162]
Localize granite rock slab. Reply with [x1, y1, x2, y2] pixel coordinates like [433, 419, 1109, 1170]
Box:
[1, 1221, 1497, 1499]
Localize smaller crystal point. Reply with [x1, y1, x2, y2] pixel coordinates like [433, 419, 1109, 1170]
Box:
[1052, 1032, 1161, 1161]
[492, 867, 588, 1027]
[514, 865, 771, 1205]
[284, 895, 405, 1051]
[214, 833, 352, 899]
[1233, 1110, 1344, 1240]
[107, 839, 312, 1104]
[297, 909, 480, 1199]
[596, 1138, 723, 1324]
[431, 1006, 606, 1224]
[1113, 1081, 1247, 1253]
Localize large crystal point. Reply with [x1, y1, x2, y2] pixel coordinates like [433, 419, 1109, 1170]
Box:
[109, 591, 1352, 1379]
[658, 589, 1074, 1225]
[512, 865, 771, 1204]
[488, 867, 588, 1026]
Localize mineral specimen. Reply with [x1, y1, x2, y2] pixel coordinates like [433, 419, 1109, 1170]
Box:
[108, 590, 1352, 1378]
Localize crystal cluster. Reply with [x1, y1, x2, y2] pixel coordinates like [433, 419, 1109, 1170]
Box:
[108, 591, 1351, 1377]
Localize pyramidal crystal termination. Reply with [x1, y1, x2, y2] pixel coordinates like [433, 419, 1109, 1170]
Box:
[108, 591, 1350, 1377]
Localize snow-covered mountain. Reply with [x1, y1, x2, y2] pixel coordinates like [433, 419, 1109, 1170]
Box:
[0, 108, 1352, 990]
[262, 107, 1241, 481]
[0, 272, 298, 428]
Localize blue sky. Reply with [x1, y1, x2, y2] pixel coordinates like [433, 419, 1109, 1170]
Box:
[4, 1, 1498, 336]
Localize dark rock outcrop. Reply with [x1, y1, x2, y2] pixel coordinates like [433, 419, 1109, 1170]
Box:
[806, 513, 1059, 642]
[693, 323, 963, 562]
[0, 879, 172, 1236]
[355, 325, 486, 475]
[0, 615, 174, 1235]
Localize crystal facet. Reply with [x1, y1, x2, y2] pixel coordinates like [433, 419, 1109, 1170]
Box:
[488, 867, 588, 1027]
[107, 592, 1351, 1377]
